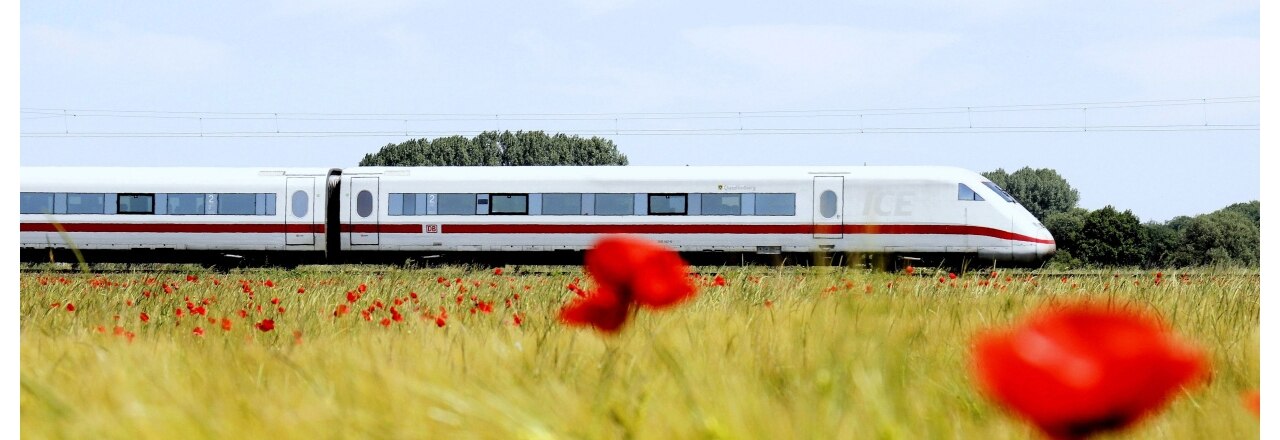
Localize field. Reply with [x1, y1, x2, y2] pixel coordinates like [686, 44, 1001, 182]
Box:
[20, 265, 1259, 439]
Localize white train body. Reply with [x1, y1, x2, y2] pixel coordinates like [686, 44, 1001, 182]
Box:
[21, 165, 1055, 265]
[21, 167, 331, 254]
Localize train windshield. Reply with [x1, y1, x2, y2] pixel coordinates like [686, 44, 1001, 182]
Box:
[982, 181, 1018, 203]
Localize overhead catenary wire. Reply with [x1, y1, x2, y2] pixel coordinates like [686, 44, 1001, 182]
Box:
[20, 96, 1259, 138]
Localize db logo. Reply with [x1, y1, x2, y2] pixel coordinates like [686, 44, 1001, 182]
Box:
[424, 224, 440, 234]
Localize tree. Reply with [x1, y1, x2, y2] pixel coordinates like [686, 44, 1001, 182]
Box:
[1170, 209, 1259, 267]
[981, 167, 1080, 220]
[1140, 221, 1179, 268]
[1042, 208, 1088, 267]
[1075, 206, 1145, 267]
[359, 131, 628, 166]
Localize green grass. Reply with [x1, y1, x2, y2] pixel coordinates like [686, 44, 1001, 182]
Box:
[20, 266, 1259, 439]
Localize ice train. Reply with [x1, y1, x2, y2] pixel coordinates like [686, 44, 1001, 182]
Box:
[19, 166, 1056, 267]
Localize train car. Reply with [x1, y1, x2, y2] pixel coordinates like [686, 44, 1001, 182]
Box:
[336, 166, 1055, 267]
[20, 167, 334, 265]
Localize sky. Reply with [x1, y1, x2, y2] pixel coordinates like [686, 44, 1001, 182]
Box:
[16, 0, 1260, 222]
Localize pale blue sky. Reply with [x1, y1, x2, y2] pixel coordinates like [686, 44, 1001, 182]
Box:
[18, 0, 1259, 222]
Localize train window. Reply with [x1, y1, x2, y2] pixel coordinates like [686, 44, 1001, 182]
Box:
[755, 193, 796, 216]
[356, 190, 374, 218]
[490, 194, 528, 215]
[982, 182, 1018, 203]
[118, 194, 155, 215]
[437, 193, 476, 215]
[819, 190, 837, 219]
[292, 190, 309, 218]
[542, 193, 582, 215]
[20, 192, 54, 214]
[168, 194, 206, 215]
[595, 194, 633, 216]
[218, 193, 257, 215]
[701, 194, 741, 216]
[958, 184, 984, 201]
[648, 194, 687, 215]
[66, 193, 105, 214]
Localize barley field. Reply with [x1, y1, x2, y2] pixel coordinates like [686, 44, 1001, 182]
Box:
[19, 265, 1259, 439]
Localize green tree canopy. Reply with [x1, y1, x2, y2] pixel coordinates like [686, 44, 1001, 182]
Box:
[981, 167, 1080, 220]
[1075, 206, 1145, 267]
[359, 131, 628, 166]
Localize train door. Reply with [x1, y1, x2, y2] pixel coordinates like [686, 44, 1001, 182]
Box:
[812, 176, 844, 238]
[286, 177, 316, 246]
[350, 177, 380, 245]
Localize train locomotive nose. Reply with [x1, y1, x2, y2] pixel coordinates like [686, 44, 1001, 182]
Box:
[1038, 241, 1056, 259]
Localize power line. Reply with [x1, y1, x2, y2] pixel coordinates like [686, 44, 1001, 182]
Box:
[20, 96, 1259, 139]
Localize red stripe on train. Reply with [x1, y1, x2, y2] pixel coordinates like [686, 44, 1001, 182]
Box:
[21, 222, 1054, 245]
[20, 223, 324, 234]
[437, 223, 1054, 244]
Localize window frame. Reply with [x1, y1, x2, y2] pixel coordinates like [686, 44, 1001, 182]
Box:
[594, 193, 634, 216]
[117, 193, 156, 215]
[700, 193, 743, 216]
[541, 193, 583, 216]
[20, 192, 55, 215]
[488, 193, 529, 215]
[648, 193, 688, 216]
[754, 193, 796, 216]
[218, 193, 259, 216]
[167, 193, 208, 216]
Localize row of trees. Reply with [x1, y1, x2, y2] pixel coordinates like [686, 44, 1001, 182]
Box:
[359, 131, 629, 167]
[982, 168, 1259, 268]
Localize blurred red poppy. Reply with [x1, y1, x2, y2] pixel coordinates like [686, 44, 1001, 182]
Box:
[1244, 391, 1259, 418]
[192, 327, 204, 337]
[559, 235, 698, 333]
[255, 319, 275, 332]
[972, 303, 1208, 439]
[139, 312, 150, 323]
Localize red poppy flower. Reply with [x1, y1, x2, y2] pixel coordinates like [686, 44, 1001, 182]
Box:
[380, 318, 392, 327]
[435, 316, 447, 327]
[334, 304, 351, 317]
[297, 287, 306, 294]
[193, 327, 205, 336]
[221, 318, 232, 331]
[255, 319, 275, 332]
[905, 266, 915, 275]
[494, 268, 503, 275]
[65, 303, 76, 312]
[358, 283, 368, 293]
[139, 312, 150, 323]
[264, 279, 275, 288]
[1244, 391, 1259, 418]
[559, 235, 698, 332]
[973, 304, 1208, 439]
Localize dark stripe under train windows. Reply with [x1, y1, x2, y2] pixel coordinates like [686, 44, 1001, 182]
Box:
[118, 194, 155, 215]
[20, 192, 54, 214]
[218, 193, 257, 215]
[701, 193, 742, 215]
[490, 194, 528, 215]
[754, 193, 796, 216]
[66, 193, 106, 214]
[648, 194, 687, 215]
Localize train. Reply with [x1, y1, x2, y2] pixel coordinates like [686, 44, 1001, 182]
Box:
[19, 165, 1056, 268]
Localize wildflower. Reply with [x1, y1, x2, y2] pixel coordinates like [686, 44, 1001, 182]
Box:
[972, 303, 1208, 439]
[713, 274, 727, 287]
[513, 313, 523, 326]
[140, 312, 150, 323]
[380, 318, 392, 327]
[435, 316, 447, 327]
[193, 327, 204, 337]
[559, 235, 698, 333]
[264, 279, 275, 288]
[221, 318, 232, 331]
[905, 266, 915, 275]
[255, 319, 275, 332]
[358, 283, 367, 293]
[334, 304, 351, 317]
[65, 303, 76, 312]
[1244, 391, 1260, 418]
[347, 291, 359, 303]
[293, 330, 303, 345]
[949, 272, 957, 280]
[297, 287, 306, 294]
[494, 268, 504, 275]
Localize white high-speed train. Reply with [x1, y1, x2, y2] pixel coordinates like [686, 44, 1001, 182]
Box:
[19, 166, 1055, 267]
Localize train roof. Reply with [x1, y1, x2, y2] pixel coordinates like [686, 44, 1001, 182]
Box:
[344, 165, 985, 182]
[20, 167, 335, 192]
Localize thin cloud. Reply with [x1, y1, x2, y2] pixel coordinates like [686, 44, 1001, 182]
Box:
[23, 24, 231, 75]
[684, 25, 957, 91]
